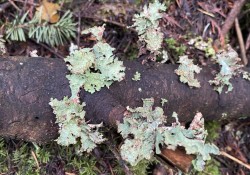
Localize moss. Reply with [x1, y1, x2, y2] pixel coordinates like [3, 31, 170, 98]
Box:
[0, 138, 98, 175]
[131, 159, 154, 175]
[205, 121, 220, 143]
[197, 158, 221, 175]
[165, 38, 187, 58]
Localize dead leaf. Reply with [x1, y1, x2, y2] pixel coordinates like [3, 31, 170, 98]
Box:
[36, 0, 60, 23]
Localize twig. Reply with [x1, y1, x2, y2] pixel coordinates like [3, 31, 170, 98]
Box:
[245, 33, 250, 51]
[221, 0, 247, 38]
[77, 10, 81, 47]
[13, 0, 38, 6]
[80, 15, 137, 33]
[107, 142, 133, 175]
[31, 150, 40, 169]
[8, 0, 21, 11]
[30, 39, 64, 59]
[0, 2, 11, 14]
[235, 18, 248, 66]
[220, 151, 250, 170]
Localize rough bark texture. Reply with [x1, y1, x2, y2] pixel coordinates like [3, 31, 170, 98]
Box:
[0, 56, 250, 143]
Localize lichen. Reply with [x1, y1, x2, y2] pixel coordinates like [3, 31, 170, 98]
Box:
[65, 25, 125, 96]
[132, 0, 166, 57]
[49, 97, 105, 153]
[175, 55, 202, 88]
[0, 35, 6, 55]
[49, 25, 124, 152]
[132, 71, 141, 81]
[242, 71, 250, 81]
[161, 98, 168, 106]
[188, 37, 215, 58]
[209, 45, 243, 94]
[117, 98, 220, 171]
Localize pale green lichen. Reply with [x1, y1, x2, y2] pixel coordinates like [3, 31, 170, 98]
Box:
[188, 37, 215, 58]
[49, 25, 124, 153]
[117, 98, 220, 171]
[132, 0, 166, 56]
[0, 35, 6, 55]
[242, 71, 250, 81]
[209, 45, 243, 94]
[65, 25, 125, 96]
[132, 71, 141, 81]
[81, 25, 105, 41]
[161, 50, 169, 63]
[49, 97, 105, 153]
[175, 55, 202, 88]
[161, 98, 168, 106]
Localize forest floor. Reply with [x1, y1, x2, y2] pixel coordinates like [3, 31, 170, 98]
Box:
[0, 0, 250, 174]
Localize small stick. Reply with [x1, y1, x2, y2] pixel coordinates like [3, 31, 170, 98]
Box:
[0, 2, 11, 14]
[13, 0, 38, 6]
[80, 15, 136, 33]
[8, 0, 21, 12]
[30, 39, 64, 59]
[77, 10, 81, 47]
[220, 151, 250, 170]
[107, 142, 133, 175]
[221, 0, 247, 38]
[31, 150, 40, 169]
[235, 18, 248, 66]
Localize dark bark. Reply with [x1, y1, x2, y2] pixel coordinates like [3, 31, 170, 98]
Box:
[0, 56, 250, 143]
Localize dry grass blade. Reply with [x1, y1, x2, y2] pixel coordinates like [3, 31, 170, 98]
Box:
[235, 18, 248, 66]
[31, 150, 40, 169]
[220, 151, 250, 170]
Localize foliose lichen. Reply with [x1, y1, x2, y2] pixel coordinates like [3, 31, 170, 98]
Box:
[49, 97, 105, 153]
[132, 0, 166, 57]
[49, 25, 125, 153]
[175, 55, 202, 88]
[117, 98, 220, 171]
[209, 45, 243, 94]
[161, 98, 168, 106]
[132, 71, 141, 81]
[188, 37, 216, 58]
[242, 71, 250, 81]
[66, 25, 125, 96]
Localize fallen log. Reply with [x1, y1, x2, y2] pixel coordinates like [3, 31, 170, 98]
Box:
[0, 56, 250, 143]
[1, 56, 250, 173]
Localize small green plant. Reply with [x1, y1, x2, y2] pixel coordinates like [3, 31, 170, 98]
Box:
[117, 98, 219, 171]
[188, 37, 215, 58]
[190, 158, 221, 175]
[131, 159, 154, 175]
[0, 138, 100, 174]
[165, 38, 187, 57]
[0, 138, 8, 173]
[69, 156, 98, 175]
[5, 11, 76, 46]
[205, 121, 221, 143]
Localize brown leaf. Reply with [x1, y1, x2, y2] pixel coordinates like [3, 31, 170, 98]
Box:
[36, 0, 60, 23]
